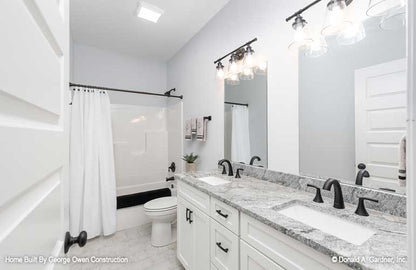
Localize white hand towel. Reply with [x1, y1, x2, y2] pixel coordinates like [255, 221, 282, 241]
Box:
[398, 135, 406, 187]
[191, 118, 197, 134]
[185, 119, 192, 140]
[196, 117, 207, 141]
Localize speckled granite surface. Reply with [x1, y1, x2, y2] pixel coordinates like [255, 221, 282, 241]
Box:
[176, 171, 408, 270]
[232, 163, 407, 218]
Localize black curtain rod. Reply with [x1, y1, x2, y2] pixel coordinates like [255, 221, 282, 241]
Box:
[214, 38, 257, 64]
[69, 83, 183, 99]
[225, 101, 248, 107]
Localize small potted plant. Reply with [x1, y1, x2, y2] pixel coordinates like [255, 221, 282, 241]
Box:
[182, 153, 198, 172]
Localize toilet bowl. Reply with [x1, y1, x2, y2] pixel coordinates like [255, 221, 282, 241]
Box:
[144, 196, 177, 247]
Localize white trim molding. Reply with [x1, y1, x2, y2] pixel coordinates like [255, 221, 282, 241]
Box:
[407, 0, 416, 268]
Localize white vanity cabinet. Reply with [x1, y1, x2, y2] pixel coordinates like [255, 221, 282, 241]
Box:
[177, 185, 210, 270]
[177, 181, 351, 270]
[240, 240, 284, 270]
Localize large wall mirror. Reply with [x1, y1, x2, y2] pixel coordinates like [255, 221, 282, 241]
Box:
[299, 17, 406, 194]
[224, 74, 268, 168]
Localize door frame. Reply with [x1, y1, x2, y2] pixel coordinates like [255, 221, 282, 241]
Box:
[407, 0, 416, 268]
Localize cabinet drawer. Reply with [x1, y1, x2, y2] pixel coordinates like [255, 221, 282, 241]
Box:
[178, 181, 210, 214]
[210, 197, 239, 235]
[240, 240, 285, 270]
[211, 219, 239, 270]
[240, 213, 351, 270]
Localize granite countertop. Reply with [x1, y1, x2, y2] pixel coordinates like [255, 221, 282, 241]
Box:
[175, 171, 408, 270]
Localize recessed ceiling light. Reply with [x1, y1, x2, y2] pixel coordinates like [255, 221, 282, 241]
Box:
[136, 1, 164, 23]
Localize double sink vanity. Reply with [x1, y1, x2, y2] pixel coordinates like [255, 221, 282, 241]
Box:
[176, 162, 407, 270]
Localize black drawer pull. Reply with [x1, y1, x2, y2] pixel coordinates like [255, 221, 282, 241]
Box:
[186, 208, 190, 222]
[216, 210, 229, 218]
[216, 242, 229, 253]
[189, 210, 193, 224]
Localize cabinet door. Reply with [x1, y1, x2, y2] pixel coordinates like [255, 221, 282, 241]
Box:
[191, 206, 211, 270]
[177, 197, 193, 269]
[240, 240, 285, 270]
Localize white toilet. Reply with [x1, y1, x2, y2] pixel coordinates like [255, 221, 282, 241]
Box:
[144, 196, 177, 247]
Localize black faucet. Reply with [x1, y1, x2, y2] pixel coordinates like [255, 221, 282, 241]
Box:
[219, 164, 227, 175]
[355, 197, 379, 216]
[249, 156, 261, 165]
[323, 179, 345, 209]
[306, 184, 324, 203]
[218, 159, 233, 176]
[355, 163, 370, 186]
[235, 168, 243, 178]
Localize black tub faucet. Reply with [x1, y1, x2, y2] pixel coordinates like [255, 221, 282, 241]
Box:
[249, 156, 261, 165]
[355, 163, 370, 186]
[218, 159, 233, 176]
[323, 179, 345, 209]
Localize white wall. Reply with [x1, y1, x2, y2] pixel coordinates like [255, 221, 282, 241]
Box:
[72, 43, 167, 105]
[167, 0, 311, 173]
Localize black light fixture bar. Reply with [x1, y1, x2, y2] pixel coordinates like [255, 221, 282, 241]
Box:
[214, 38, 258, 64]
[285, 0, 322, 22]
[286, 0, 353, 22]
[69, 83, 183, 99]
[225, 101, 248, 107]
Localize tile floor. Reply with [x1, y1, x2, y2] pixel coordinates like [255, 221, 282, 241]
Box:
[63, 224, 184, 270]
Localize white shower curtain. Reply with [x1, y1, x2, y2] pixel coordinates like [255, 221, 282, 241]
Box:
[69, 88, 117, 239]
[231, 105, 251, 164]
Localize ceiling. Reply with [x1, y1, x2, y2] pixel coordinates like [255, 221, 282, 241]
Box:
[70, 0, 230, 61]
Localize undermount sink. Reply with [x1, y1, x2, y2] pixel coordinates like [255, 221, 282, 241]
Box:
[198, 176, 230, 186]
[278, 205, 375, 245]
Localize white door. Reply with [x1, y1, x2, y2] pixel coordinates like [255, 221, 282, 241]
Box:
[191, 206, 210, 270]
[240, 240, 284, 270]
[355, 58, 407, 192]
[0, 0, 69, 269]
[177, 197, 193, 269]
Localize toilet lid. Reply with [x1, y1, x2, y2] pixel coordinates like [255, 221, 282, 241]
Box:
[144, 196, 177, 211]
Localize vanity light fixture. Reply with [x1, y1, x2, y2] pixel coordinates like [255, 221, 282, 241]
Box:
[336, 21, 366, 45]
[379, 4, 406, 30]
[286, 0, 372, 57]
[288, 15, 312, 51]
[244, 45, 255, 68]
[214, 38, 266, 84]
[136, 1, 164, 23]
[226, 54, 241, 85]
[216, 62, 225, 79]
[366, 0, 404, 17]
[240, 45, 255, 80]
[321, 0, 352, 36]
[305, 35, 328, 57]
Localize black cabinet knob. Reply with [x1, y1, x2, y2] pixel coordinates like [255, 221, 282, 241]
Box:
[306, 184, 324, 203]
